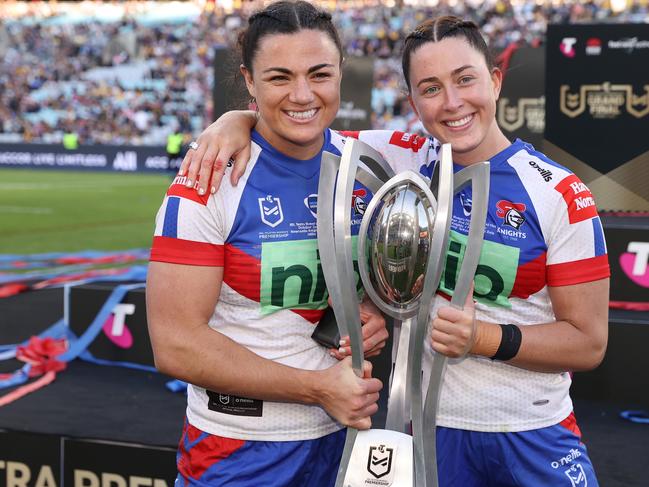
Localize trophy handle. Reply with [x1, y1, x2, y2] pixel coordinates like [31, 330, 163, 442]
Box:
[319, 143, 397, 487]
[408, 143, 454, 487]
[422, 156, 490, 487]
[318, 151, 361, 487]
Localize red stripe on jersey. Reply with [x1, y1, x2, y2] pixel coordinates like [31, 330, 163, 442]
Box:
[177, 420, 245, 482]
[389, 131, 426, 152]
[559, 411, 582, 438]
[339, 131, 360, 139]
[554, 175, 598, 224]
[547, 254, 610, 286]
[293, 308, 326, 324]
[150, 236, 224, 266]
[511, 252, 547, 299]
[223, 244, 261, 302]
[223, 246, 328, 321]
[167, 176, 210, 206]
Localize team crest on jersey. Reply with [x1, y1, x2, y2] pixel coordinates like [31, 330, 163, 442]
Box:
[304, 194, 318, 218]
[496, 200, 527, 230]
[460, 193, 472, 216]
[258, 195, 284, 228]
[564, 463, 587, 486]
[367, 444, 394, 480]
[352, 188, 367, 215]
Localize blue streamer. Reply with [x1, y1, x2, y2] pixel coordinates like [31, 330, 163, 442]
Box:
[620, 410, 649, 424]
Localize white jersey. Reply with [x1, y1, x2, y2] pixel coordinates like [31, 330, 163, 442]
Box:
[349, 130, 610, 432]
[151, 129, 372, 441]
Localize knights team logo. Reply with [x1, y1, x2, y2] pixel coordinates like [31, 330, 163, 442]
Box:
[352, 188, 367, 216]
[564, 463, 587, 486]
[367, 444, 393, 479]
[259, 194, 284, 228]
[496, 200, 527, 230]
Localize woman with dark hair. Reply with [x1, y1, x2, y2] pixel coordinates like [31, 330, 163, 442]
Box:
[183, 14, 610, 486]
[146, 3, 386, 486]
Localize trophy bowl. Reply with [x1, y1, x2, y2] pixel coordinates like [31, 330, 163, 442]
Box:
[360, 173, 437, 319]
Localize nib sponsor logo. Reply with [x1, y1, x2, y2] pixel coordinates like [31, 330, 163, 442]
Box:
[620, 242, 649, 288]
[560, 37, 577, 58]
[554, 175, 597, 224]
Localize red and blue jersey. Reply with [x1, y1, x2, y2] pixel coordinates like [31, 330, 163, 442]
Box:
[151, 129, 370, 441]
[350, 131, 610, 432]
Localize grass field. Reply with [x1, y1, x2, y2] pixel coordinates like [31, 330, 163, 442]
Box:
[0, 169, 171, 254]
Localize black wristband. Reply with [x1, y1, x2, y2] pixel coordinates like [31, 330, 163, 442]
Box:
[491, 324, 522, 361]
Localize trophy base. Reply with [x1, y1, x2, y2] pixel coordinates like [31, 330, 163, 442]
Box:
[343, 429, 413, 487]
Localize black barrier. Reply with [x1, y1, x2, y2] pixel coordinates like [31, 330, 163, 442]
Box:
[497, 47, 545, 150]
[0, 143, 182, 173]
[68, 283, 153, 368]
[212, 48, 374, 131]
[545, 24, 649, 211]
[0, 430, 177, 487]
[572, 317, 649, 404]
[0, 431, 61, 487]
[64, 438, 176, 487]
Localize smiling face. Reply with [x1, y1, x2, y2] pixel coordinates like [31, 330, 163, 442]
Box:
[407, 36, 510, 165]
[241, 29, 342, 160]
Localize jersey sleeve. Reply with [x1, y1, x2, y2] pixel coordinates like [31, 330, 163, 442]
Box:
[545, 174, 610, 286]
[340, 130, 438, 176]
[150, 176, 225, 266]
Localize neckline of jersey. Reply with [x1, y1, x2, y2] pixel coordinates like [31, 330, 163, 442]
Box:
[251, 128, 332, 173]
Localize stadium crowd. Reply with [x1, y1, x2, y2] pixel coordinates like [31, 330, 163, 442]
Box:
[0, 0, 647, 146]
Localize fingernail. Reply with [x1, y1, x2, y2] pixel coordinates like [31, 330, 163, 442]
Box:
[178, 169, 185, 176]
[338, 347, 347, 355]
[198, 187, 205, 195]
[329, 351, 336, 358]
[185, 179, 193, 188]
[211, 186, 216, 194]
[339, 339, 345, 346]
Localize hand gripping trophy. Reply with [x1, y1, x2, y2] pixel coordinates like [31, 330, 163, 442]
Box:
[317, 138, 490, 487]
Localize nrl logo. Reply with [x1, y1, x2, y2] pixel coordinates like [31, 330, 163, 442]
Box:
[367, 444, 393, 480]
[497, 97, 545, 134]
[258, 194, 284, 228]
[565, 463, 588, 486]
[304, 194, 318, 218]
[560, 83, 649, 119]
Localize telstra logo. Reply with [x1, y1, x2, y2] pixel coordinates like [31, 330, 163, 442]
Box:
[102, 303, 136, 348]
[620, 242, 649, 288]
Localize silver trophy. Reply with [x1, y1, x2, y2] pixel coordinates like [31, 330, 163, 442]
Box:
[317, 138, 489, 487]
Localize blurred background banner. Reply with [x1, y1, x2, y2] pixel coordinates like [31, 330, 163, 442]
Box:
[0, 142, 176, 172]
[497, 46, 545, 151]
[545, 23, 649, 211]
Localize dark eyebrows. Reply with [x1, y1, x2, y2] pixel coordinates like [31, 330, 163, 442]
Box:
[415, 65, 476, 87]
[262, 63, 335, 75]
